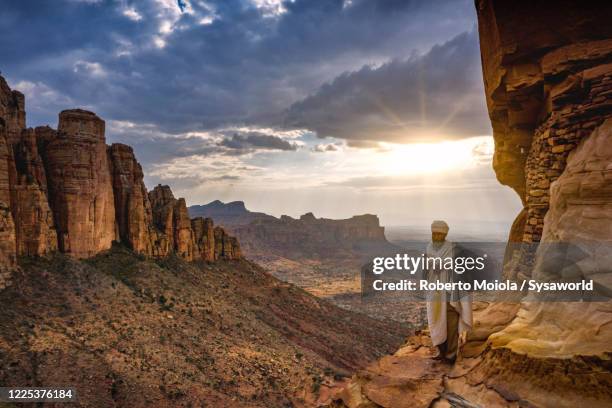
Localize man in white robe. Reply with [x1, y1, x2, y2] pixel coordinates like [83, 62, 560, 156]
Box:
[425, 220, 473, 362]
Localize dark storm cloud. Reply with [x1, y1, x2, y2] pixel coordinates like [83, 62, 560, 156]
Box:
[0, 0, 476, 137]
[284, 30, 490, 143]
[220, 132, 298, 151]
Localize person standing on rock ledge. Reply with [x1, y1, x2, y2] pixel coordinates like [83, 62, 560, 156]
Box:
[424, 220, 473, 363]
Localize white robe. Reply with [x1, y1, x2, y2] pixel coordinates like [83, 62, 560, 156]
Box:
[425, 240, 473, 347]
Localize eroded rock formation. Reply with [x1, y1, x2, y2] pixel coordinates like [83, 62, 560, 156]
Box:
[478, 0, 612, 246]
[0, 75, 240, 287]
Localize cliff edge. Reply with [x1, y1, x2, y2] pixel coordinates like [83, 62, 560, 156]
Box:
[0, 76, 241, 290]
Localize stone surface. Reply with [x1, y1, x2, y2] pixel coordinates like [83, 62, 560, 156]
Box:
[150, 185, 241, 261]
[109, 143, 166, 256]
[0, 76, 25, 144]
[191, 217, 215, 261]
[0, 118, 16, 286]
[334, 332, 449, 408]
[149, 185, 194, 260]
[0, 201, 16, 288]
[45, 109, 116, 258]
[477, 0, 612, 245]
[11, 127, 57, 256]
[213, 225, 241, 260]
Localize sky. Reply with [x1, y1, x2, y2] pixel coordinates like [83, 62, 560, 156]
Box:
[0, 0, 522, 234]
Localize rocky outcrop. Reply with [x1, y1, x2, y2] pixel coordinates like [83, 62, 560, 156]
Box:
[0, 77, 25, 144]
[191, 216, 215, 261]
[0, 116, 16, 288]
[45, 109, 116, 258]
[0, 75, 241, 282]
[454, 1, 612, 406]
[149, 185, 195, 260]
[11, 127, 57, 256]
[213, 226, 242, 260]
[477, 0, 612, 246]
[109, 143, 169, 256]
[149, 185, 241, 261]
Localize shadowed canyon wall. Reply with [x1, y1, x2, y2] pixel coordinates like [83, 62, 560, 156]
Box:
[0, 76, 241, 288]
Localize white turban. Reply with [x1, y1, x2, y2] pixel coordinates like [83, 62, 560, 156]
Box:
[431, 220, 449, 234]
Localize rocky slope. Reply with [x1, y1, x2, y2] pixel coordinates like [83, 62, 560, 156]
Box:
[332, 1, 612, 407]
[0, 75, 240, 290]
[0, 74, 413, 406]
[0, 246, 408, 407]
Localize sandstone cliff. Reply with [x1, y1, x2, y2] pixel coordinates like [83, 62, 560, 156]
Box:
[0, 75, 241, 289]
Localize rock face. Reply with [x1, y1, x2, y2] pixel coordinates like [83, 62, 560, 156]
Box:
[477, 0, 612, 247]
[149, 185, 241, 261]
[466, 1, 612, 405]
[45, 109, 116, 258]
[0, 114, 16, 288]
[12, 127, 57, 256]
[0, 75, 241, 284]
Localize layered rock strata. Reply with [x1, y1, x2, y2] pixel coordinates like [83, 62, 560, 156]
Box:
[478, 0, 612, 246]
[0, 75, 240, 288]
[467, 0, 611, 405]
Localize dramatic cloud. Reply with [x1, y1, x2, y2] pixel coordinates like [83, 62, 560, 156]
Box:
[220, 132, 299, 151]
[0, 0, 476, 134]
[284, 30, 489, 143]
[0, 0, 519, 229]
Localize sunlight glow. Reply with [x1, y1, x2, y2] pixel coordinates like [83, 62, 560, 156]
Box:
[375, 137, 492, 175]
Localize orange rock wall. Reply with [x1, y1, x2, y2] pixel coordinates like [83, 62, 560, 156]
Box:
[0, 75, 241, 283]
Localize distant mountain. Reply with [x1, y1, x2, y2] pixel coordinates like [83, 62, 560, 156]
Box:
[189, 200, 276, 227]
[190, 201, 399, 261]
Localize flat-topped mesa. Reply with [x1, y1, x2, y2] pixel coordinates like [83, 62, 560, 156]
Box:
[293, 212, 386, 241]
[45, 109, 115, 258]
